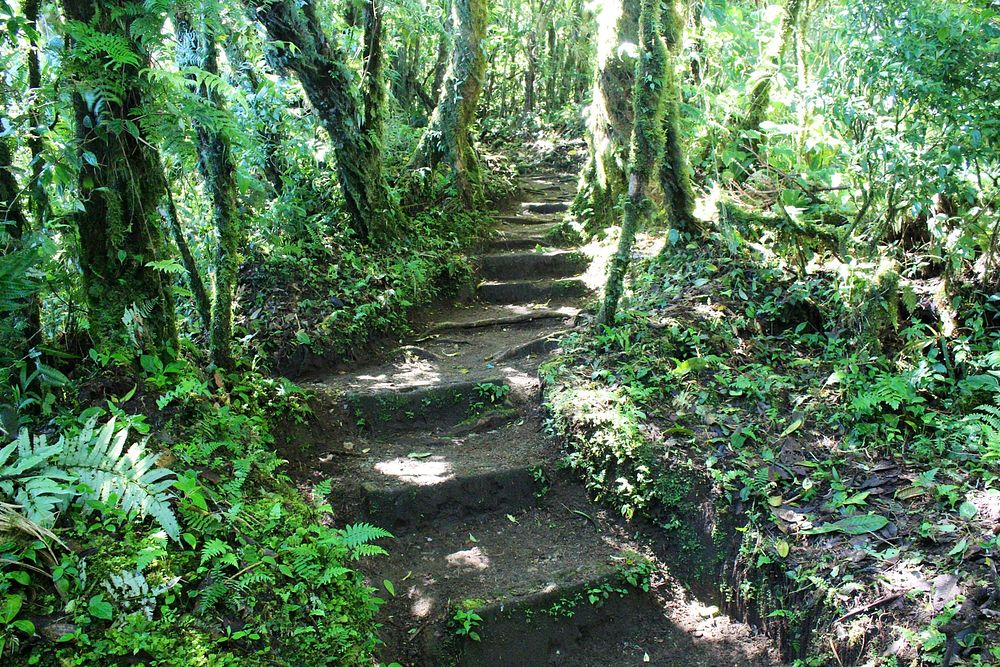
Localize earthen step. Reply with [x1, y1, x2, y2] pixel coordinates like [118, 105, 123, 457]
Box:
[479, 250, 588, 281]
[522, 201, 570, 214]
[477, 278, 590, 305]
[497, 213, 562, 225]
[423, 303, 579, 332]
[319, 419, 550, 530]
[364, 487, 654, 666]
[309, 376, 538, 434]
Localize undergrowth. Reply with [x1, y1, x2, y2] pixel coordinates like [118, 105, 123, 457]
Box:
[544, 224, 1000, 664]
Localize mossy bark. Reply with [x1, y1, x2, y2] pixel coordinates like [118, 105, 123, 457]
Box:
[23, 0, 49, 228]
[176, 10, 243, 369]
[0, 114, 26, 242]
[410, 0, 488, 207]
[574, 0, 639, 234]
[62, 0, 177, 352]
[251, 0, 399, 240]
[733, 0, 804, 177]
[598, 0, 665, 325]
[658, 2, 697, 235]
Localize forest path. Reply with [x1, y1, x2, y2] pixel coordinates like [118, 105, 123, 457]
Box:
[292, 172, 780, 666]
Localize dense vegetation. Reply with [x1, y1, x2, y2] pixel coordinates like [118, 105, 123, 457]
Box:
[0, 0, 996, 665]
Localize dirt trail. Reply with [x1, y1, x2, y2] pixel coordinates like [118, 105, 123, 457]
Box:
[291, 172, 781, 666]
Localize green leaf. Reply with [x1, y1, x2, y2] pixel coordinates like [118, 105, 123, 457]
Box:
[88, 594, 113, 621]
[383, 579, 395, 596]
[803, 514, 889, 536]
[959, 501, 978, 520]
[1, 594, 22, 624]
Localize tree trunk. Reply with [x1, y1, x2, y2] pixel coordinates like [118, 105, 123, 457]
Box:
[574, 0, 640, 233]
[0, 114, 26, 241]
[249, 0, 399, 240]
[411, 0, 488, 207]
[62, 0, 177, 352]
[161, 183, 212, 334]
[224, 37, 285, 196]
[734, 0, 804, 176]
[658, 0, 697, 234]
[176, 10, 243, 369]
[598, 0, 664, 326]
[23, 0, 49, 228]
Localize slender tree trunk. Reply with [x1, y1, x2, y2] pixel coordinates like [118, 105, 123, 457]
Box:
[431, 15, 450, 105]
[574, 0, 640, 233]
[225, 38, 285, 196]
[658, 1, 697, 233]
[176, 10, 243, 369]
[411, 0, 488, 207]
[734, 0, 804, 176]
[23, 0, 49, 228]
[598, 0, 664, 326]
[62, 0, 177, 352]
[0, 114, 26, 241]
[523, 32, 537, 114]
[249, 0, 399, 240]
[161, 183, 212, 333]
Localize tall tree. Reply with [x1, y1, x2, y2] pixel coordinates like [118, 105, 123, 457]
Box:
[733, 0, 805, 175]
[248, 0, 399, 240]
[658, 0, 696, 233]
[598, 0, 665, 325]
[175, 6, 243, 369]
[410, 0, 488, 206]
[61, 0, 177, 351]
[573, 0, 639, 233]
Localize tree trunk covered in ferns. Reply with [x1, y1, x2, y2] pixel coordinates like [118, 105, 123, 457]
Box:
[62, 0, 177, 352]
[249, 0, 399, 241]
[574, 0, 639, 234]
[658, 0, 696, 234]
[598, 0, 665, 326]
[23, 0, 49, 228]
[0, 112, 26, 241]
[411, 0, 488, 207]
[734, 0, 804, 174]
[176, 9, 242, 370]
[224, 37, 285, 196]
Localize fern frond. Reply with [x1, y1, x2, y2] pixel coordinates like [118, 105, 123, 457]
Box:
[59, 417, 179, 539]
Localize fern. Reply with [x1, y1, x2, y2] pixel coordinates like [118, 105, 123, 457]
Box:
[967, 402, 1000, 462]
[0, 418, 179, 539]
[337, 522, 392, 560]
[0, 248, 40, 314]
[60, 417, 179, 539]
[851, 371, 922, 415]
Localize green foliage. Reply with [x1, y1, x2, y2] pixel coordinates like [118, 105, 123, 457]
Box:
[0, 417, 178, 537]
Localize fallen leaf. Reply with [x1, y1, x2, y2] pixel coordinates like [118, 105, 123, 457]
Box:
[804, 514, 889, 536]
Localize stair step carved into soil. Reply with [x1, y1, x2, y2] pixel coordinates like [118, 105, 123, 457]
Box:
[294, 172, 780, 666]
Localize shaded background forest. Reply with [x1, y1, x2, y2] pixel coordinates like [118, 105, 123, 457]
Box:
[0, 0, 997, 664]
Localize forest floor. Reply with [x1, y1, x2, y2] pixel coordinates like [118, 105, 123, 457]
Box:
[280, 171, 781, 666]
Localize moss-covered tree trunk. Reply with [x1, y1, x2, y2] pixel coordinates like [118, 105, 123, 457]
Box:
[250, 0, 399, 240]
[573, 0, 639, 233]
[658, 0, 697, 234]
[224, 37, 286, 196]
[23, 0, 49, 229]
[598, 0, 665, 325]
[62, 0, 177, 352]
[176, 10, 243, 369]
[733, 0, 804, 176]
[410, 0, 488, 207]
[0, 113, 26, 241]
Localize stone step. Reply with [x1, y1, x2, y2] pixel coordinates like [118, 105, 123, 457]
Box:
[479, 250, 588, 281]
[477, 278, 590, 305]
[317, 419, 550, 530]
[364, 486, 657, 666]
[522, 201, 570, 214]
